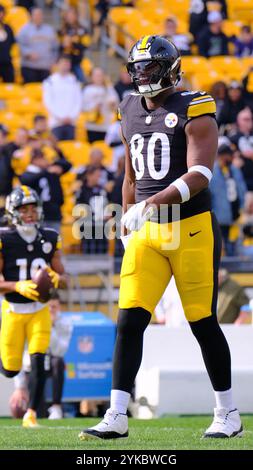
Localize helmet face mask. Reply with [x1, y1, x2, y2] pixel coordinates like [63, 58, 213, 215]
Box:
[127, 35, 181, 97]
[5, 186, 43, 229]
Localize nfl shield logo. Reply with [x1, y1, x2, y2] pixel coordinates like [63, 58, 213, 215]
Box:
[78, 336, 94, 354]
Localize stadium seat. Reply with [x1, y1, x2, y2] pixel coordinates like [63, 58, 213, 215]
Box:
[5, 98, 45, 115]
[241, 57, 253, 75]
[181, 56, 209, 75]
[0, 83, 24, 100]
[108, 6, 142, 26]
[181, 57, 210, 88]
[57, 141, 90, 167]
[0, 0, 13, 10]
[5, 7, 30, 34]
[0, 111, 23, 131]
[192, 70, 224, 92]
[227, 0, 253, 21]
[108, 7, 143, 48]
[161, 0, 190, 22]
[208, 56, 243, 82]
[222, 20, 242, 37]
[23, 83, 43, 101]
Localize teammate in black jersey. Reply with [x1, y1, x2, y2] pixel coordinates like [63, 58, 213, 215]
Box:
[79, 35, 242, 440]
[0, 185, 67, 427]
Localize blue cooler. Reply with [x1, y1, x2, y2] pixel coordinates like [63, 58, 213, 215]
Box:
[62, 312, 115, 401]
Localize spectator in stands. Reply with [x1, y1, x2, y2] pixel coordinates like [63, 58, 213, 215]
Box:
[89, 147, 114, 189]
[17, 1, 35, 10]
[19, 147, 71, 231]
[242, 69, 253, 110]
[82, 67, 119, 143]
[0, 4, 15, 83]
[240, 192, 253, 257]
[210, 81, 227, 121]
[0, 124, 13, 220]
[29, 114, 55, 144]
[76, 165, 107, 212]
[58, 7, 89, 83]
[233, 25, 253, 58]
[3, 127, 29, 180]
[209, 144, 247, 256]
[197, 11, 229, 58]
[9, 292, 72, 420]
[43, 55, 82, 141]
[18, 7, 58, 83]
[108, 156, 124, 206]
[76, 165, 109, 254]
[163, 17, 192, 56]
[217, 81, 246, 130]
[4, 127, 29, 157]
[217, 269, 249, 323]
[0, 123, 8, 148]
[189, 0, 227, 41]
[29, 115, 72, 163]
[93, 0, 110, 45]
[105, 120, 125, 172]
[230, 108, 253, 191]
[114, 65, 134, 101]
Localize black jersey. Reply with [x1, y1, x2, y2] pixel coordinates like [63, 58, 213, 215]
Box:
[0, 227, 61, 303]
[119, 90, 216, 221]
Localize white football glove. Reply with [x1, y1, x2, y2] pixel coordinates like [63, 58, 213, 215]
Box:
[121, 201, 154, 232]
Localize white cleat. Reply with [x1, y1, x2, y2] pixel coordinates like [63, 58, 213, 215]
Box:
[204, 408, 243, 438]
[79, 408, 128, 440]
[48, 405, 63, 420]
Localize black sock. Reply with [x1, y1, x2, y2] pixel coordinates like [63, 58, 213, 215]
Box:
[112, 307, 151, 392]
[29, 353, 46, 411]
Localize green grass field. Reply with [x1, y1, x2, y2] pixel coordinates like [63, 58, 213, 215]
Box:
[0, 416, 252, 450]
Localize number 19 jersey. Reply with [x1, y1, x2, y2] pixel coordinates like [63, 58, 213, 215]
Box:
[0, 227, 60, 303]
[119, 90, 216, 221]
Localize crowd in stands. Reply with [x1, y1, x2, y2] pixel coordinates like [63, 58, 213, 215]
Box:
[0, 0, 253, 257]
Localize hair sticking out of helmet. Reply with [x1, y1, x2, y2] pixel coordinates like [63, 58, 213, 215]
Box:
[5, 186, 43, 228]
[127, 35, 181, 97]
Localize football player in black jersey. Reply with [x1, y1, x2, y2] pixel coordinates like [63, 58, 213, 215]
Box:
[79, 35, 242, 440]
[0, 185, 67, 427]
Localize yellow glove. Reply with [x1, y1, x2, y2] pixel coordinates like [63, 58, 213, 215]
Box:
[45, 266, 60, 288]
[15, 280, 39, 301]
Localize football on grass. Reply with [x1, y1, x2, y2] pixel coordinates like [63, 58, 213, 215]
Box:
[33, 268, 54, 303]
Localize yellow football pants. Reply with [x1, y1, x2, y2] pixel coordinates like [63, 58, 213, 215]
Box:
[0, 300, 51, 371]
[119, 211, 221, 322]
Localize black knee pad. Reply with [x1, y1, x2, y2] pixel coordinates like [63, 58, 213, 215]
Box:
[117, 308, 151, 337]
